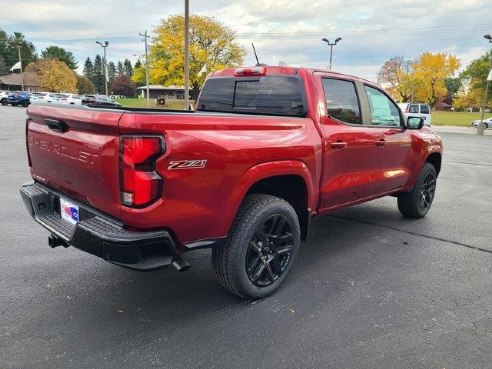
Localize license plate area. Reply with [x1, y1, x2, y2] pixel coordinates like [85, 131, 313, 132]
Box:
[59, 198, 79, 224]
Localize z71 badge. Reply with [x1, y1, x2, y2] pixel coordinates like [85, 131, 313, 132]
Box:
[168, 159, 207, 170]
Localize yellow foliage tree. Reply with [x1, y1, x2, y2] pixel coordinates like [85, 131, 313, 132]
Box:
[25, 58, 77, 93]
[412, 52, 460, 107]
[133, 15, 246, 99]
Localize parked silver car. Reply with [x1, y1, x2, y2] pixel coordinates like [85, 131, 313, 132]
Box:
[471, 117, 492, 128]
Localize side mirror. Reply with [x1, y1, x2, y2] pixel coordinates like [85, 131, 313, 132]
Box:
[406, 116, 424, 130]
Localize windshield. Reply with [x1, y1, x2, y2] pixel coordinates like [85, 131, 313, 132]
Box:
[198, 76, 306, 117]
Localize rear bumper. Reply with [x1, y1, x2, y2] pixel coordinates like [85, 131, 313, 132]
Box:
[20, 182, 181, 271]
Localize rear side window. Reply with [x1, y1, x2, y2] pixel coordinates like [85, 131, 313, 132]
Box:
[364, 86, 401, 126]
[322, 78, 361, 124]
[198, 76, 305, 117]
[409, 104, 419, 113]
[420, 104, 430, 114]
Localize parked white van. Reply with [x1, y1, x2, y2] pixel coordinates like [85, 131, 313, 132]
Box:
[398, 103, 432, 126]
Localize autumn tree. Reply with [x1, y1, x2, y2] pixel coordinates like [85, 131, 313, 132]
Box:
[377, 56, 414, 102]
[41, 46, 78, 69]
[412, 52, 460, 107]
[133, 15, 245, 98]
[25, 59, 77, 92]
[110, 74, 136, 97]
[76, 75, 96, 94]
[454, 51, 492, 109]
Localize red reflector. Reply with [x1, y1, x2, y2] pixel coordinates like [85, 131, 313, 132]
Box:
[120, 136, 163, 207]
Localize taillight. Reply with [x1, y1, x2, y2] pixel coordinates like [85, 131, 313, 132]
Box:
[120, 136, 164, 207]
[405, 105, 410, 113]
[26, 119, 32, 167]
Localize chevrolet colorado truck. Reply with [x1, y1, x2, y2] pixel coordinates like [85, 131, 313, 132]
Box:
[20, 66, 442, 299]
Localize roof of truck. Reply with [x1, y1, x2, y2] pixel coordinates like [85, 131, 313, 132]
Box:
[208, 65, 376, 86]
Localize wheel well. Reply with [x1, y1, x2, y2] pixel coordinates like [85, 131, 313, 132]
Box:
[426, 153, 441, 176]
[246, 175, 310, 241]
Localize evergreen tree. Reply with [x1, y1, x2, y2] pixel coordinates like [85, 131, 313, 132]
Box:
[107, 61, 116, 87]
[0, 29, 38, 70]
[41, 46, 78, 69]
[134, 59, 142, 69]
[0, 55, 8, 75]
[117, 60, 124, 76]
[123, 58, 133, 77]
[92, 55, 105, 94]
[82, 57, 94, 81]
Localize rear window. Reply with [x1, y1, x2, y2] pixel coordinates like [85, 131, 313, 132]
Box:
[198, 76, 305, 117]
[420, 104, 430, 114]
[409, 104, 419, 113]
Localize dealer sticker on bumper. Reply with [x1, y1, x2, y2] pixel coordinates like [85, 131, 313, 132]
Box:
[60, 198, 79, 224]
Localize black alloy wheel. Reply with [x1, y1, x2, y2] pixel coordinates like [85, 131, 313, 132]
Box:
[397, 163, 437, 218]
[418, 172, 436, 213]
[245, 214, 294, 287]
[212, 194, 300, 299]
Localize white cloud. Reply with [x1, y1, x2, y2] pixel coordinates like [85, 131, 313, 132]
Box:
[1, 0, 490, 80]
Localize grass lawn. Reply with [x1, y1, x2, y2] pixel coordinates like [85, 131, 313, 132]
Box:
[115, 98, 193, 110]
[431, 111, 492, 126]
[116, 98, 490, 127]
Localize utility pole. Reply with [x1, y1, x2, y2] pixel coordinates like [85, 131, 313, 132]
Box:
[477, 34, 492, 136]
[139, 31, 150, 108]
[96, 41, 109, 96]
[321, 37, 342, 70]
[184, 0, 190, 110]
[17, 45, 24, 90]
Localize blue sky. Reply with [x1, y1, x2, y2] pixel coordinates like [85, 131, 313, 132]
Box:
[0, 0, 490, 81]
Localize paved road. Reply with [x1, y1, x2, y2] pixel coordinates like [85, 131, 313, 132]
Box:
[0, 105, 491, 369]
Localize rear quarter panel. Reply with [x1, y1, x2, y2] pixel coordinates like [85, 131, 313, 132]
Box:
[118, 112, 322, 248]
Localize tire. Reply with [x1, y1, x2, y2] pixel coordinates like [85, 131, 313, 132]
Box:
[397, 163, 437, 218]
[21, 101, 29, 107]
[212, 194, 300, 299]
[0, 99, 7, 106]
[485, 123, 489, 129]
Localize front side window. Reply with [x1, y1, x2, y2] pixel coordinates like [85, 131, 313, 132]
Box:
[322, 78, 361, 124]
[364, 86, 401, 127]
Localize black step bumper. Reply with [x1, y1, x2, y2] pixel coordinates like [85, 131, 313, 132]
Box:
[20, 182, 181, 271]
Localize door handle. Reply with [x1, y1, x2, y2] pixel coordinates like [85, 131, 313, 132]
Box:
[45, 118, 68, 133]
[330, 141, 347, 150]
[375, 139, 386, 147]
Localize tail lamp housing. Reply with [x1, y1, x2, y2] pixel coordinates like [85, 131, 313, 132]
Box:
[120, 136, 164, 207]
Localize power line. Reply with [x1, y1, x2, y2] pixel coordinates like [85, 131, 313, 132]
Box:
[1, 22, 490, 44]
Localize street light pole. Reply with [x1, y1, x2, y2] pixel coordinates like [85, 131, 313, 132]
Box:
[184, 0, 190, 110]
[477, 34, 492, 136]
[96, 41, 109, 96]
[17, 45, 24, 91]
[139, 31, 150, 108]
[321, 37, 342, 70]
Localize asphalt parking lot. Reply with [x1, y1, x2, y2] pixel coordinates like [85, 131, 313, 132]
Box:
[0, 105, 491, 369]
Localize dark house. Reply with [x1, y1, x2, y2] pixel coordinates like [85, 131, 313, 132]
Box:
[0, 72, 40, 92]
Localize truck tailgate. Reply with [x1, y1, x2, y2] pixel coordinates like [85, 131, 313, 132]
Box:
[26, 105, 123, 219]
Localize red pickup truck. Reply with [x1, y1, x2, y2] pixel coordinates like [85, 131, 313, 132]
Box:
[21, 65, 442, 299]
